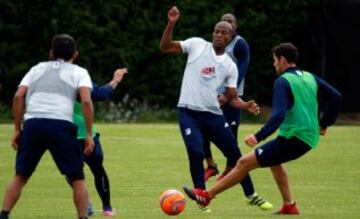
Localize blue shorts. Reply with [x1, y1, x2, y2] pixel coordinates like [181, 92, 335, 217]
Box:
[16, 118, 84, 179]
[178, 107, 241, 188]
[255, 136, 312, 167]
[178, 107, 241, 166]
[78, 133, 104, 165]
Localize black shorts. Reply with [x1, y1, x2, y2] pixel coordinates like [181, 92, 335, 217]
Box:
[16, 118, 84, 179]
[255, 136, 312, 167]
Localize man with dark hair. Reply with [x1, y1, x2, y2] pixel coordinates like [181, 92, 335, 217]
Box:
[203, 13, 272, 210]
[184, 42, 342, 215]
[160, 6, 263, 212]
[0, 34, 94, 219]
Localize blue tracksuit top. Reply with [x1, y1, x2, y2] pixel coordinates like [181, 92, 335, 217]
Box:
[91, 83, 114, 101]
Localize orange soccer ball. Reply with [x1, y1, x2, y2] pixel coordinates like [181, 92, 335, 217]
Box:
[159, 189, 186, 215]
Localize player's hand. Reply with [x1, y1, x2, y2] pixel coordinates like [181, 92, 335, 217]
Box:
[246, 100, 260, 116]
[113, 68, 128, 83]
[11, 130, 21, 150]
[218, 95, 228, 106]
[168, 6, 180, 24]
[244, 134, 258, 147]
[320, 127, 327, 136]
[84, 134, 95, 156]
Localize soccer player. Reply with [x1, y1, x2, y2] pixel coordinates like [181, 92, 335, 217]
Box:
[183, 42, 343, 215]
[204, 14, 251, 183]
[0, 34, 94, 219]
[160, 6, 268, 212]
[202, 13, 272, 210]
[72, 68, 127, 217]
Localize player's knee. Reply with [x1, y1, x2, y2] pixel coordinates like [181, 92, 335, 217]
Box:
[188, 148, 204, 161]
[66, 172, 85, 183]
[225, 150, 241, 167]
[14, 174, 30, 186]
[271, 165, 288, 179]
[236, 157, 252, 170]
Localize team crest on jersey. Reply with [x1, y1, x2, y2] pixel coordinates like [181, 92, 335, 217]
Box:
[200, 66, 216, 81]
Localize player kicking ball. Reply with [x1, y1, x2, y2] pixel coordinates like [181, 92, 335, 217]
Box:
[184, 42, 342, 215]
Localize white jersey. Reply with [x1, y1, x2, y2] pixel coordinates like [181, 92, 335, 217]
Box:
[19, 60, 92, 122]
[178, 37, 238, 115]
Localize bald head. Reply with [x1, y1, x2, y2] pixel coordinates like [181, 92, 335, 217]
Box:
[221, 13, 237, 32]
[214, 21, 233, 33]
[212, 21, 233, 51]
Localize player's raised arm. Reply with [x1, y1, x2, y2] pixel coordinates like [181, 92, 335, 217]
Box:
[109, 68, 127, 89]
[160, 6, 182, 53]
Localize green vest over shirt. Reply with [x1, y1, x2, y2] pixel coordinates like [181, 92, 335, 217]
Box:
[73, 101, 96, 139]
[279, 71, 319, 148]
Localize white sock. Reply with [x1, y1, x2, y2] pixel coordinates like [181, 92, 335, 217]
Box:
[246, 192, 257, 200]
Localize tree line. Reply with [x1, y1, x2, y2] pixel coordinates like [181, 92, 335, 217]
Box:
[1, 0, 358, 114]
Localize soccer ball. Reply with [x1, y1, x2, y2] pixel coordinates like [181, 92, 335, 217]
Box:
[159, 189, 186, 215]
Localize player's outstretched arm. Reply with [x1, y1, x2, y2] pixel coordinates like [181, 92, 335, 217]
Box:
[91, 68, 128, 101]
[160, 6, 182, 53]
[226, 87, 260, 115]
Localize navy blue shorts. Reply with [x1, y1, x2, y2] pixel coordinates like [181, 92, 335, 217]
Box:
[255, 136, 312, 167]
[178, 107, 241, 166]
[16, 118, 84, 179]
[78, 133, 104, 165]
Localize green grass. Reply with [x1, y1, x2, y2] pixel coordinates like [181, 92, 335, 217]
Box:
[0, 124, 359, 219]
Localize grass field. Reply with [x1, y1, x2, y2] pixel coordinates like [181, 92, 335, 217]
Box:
[0, 123, 359, 219]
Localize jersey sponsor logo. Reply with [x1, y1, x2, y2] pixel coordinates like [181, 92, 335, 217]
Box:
[200, 66, 216, 81]
[185, 128, 192, 136]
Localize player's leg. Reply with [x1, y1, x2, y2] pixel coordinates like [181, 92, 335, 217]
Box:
[266, 137, 311, 214]
[203, 134, 219, 181]
[71, 179, 89, 218]
[185, 137, 284, 206]
[65, 139, 94, 217]
[205, 116, 271, 209]
[178, 108, 207, 189]
[208, 151, 260, 197]
[183, 151, 260, 207]
[271, 164, 300, 214]
[0, 175, 29, 216]
[178, 108, 213, 212]
[0, 119, 47, 217]
[205, 114, 256, 196]
[47, 120, 88, 218]
[217, 103, 241, 180]
[84, 133, 113, 216]
[219, 106, 271, 208]
[271, 164, 292, 204]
